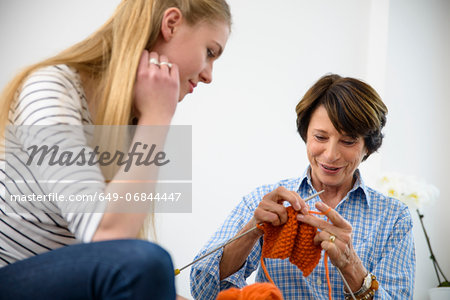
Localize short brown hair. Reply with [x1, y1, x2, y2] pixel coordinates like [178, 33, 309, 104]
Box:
[296, 74, 388, 161]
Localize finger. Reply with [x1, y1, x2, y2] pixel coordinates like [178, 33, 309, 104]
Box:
[265, 186, 301, 211]
[318, 231, 342, 252]
[319, 237, 348, 264]
[148, 52, 160, 69]
[254, 206, 283, 226]
[159, 54, 171, 72]
[138, 50, 149, 71]
[297, 212, 335, 234]
[315, 202, 351, 229]
[289, 191, 310, 215]
[320, 239, 339, 256]
[258, 200, 289, 225]
[314, 230, 338, 245]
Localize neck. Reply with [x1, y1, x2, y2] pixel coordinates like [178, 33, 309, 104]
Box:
[311, 178, 355, 209]
[317, 189, 347, 209]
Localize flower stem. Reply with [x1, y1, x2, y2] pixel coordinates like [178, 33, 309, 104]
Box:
[416, 209, 449, 286]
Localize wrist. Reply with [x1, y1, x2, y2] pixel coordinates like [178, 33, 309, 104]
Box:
[341, 260, 367, 292]
[344, 273, 379, 300]
[249, 218, 264, 238]
[137, 114, 172, 126]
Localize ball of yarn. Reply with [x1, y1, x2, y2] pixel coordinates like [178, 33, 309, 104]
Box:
[216, 283, 283, 300]
[216, 287, 241, 299]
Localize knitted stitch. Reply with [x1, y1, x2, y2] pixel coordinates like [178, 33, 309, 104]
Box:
[216, 282, 283, 300]
[258, 206, 322, 276]
[216, 206, 332, 300]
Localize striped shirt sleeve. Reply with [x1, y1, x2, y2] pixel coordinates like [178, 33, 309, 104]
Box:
[9, 66, 106, 243]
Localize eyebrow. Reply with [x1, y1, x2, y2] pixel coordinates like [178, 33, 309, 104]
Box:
[312, 129, 358, 139]
[312, 129, 327, 134]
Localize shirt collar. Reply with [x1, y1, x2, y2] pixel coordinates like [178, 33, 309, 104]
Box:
[297, 166, 371, 206]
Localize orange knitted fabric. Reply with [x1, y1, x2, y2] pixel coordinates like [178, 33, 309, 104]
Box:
[215, 206, 333, 300]
[258, 206, 322, 277]
[216, 282, 283, 300]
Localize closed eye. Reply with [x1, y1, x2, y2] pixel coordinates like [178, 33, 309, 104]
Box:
[207, 48, 216, 58]
[341, 140, 356, 146]
[314, 135, 327, 141]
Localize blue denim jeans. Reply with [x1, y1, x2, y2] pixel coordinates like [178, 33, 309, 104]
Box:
[0, 239, 176, 300]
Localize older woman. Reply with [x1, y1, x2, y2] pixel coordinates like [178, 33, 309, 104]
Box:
[190, 74, 415, 299]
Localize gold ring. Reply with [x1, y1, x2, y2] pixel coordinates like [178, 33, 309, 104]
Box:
[329, 235, 336, 243]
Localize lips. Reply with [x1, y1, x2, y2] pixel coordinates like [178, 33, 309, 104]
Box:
[188, 81, 197, 93]
[319, 163, 342, 173]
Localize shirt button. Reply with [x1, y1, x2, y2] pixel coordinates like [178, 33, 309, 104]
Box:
[309, 190, 312, 195]
[317, 278, 322, 285]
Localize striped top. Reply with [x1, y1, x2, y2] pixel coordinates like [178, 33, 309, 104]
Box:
[0, 65, 106, 267]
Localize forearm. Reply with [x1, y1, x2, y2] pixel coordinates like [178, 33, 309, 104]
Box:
[340, 257, 368, 292]
[93, 117, 171, 240]
[219, 218, 263, 280]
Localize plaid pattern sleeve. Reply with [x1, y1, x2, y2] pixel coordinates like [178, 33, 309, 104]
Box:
[368, 198, 415, 299]
[189, 182, 285, 299]
[189, 170, 416, 300]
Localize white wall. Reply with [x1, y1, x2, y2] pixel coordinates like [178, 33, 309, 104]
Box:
[382, 0, 450, 299]
[1, 1, 448, 299]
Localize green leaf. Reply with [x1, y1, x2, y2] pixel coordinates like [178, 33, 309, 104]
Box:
[438, 281, 450, 287]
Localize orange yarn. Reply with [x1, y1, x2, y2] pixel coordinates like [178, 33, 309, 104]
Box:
[215, 206, 333, 300]
[258, 207, 322, 277]
[216, 282, 283, 300]
[258, 206, 333, 300]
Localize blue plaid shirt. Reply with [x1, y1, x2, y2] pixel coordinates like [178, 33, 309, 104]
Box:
[190, 168, 415, 299]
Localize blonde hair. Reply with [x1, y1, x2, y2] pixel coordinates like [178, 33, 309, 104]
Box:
[0, 0, 231, 239]
[1, 0, 231, 130]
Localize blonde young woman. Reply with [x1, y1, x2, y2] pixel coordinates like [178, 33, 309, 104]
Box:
[0, 0, 231, 299]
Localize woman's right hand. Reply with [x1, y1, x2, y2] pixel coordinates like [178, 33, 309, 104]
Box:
[220, 186, 309, 280]
[133, 50, 180, 124]
[253, 186, 310, 230]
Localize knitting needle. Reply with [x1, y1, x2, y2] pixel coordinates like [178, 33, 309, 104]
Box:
[336, 268, 357, 300]
[174, 189, 325, 276]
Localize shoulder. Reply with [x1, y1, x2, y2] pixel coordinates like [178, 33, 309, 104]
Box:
[11, 65, 87, 126]
[20, 64, 83, 98]
[366, 186, 407, 209]
[366, 186, 413, 227]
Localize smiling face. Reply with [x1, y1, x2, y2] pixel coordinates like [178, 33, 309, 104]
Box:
[306, 105, 367, 193]
[153, 16, 230, 101]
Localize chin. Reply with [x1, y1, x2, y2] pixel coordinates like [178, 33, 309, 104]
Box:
[313, 170, 343, 187]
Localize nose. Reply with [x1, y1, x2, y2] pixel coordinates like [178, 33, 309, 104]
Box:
[199, 62, 213, 84]
[323, 141, 340, 162]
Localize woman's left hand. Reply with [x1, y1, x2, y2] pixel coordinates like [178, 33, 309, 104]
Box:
[133, 50, 180, 124]
[297, 202, 367, 291]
